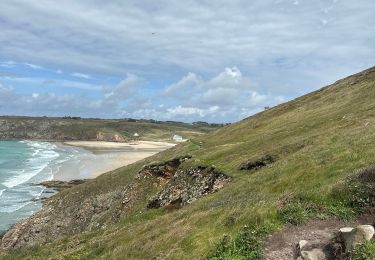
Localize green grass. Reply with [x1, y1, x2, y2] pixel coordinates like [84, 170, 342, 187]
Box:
[1, 67, 375, 259]
[207, 223, 277, 260]
[351, 241, 375, 260]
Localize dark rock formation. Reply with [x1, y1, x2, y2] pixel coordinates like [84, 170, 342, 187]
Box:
[39, 179, 88, 191]
[239, 155, 276, 170]
[147, 166, 231, 209]
[137, 155, 192, 180]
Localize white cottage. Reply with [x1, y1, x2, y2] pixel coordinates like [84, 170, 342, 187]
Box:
[172, 134, 183, 142]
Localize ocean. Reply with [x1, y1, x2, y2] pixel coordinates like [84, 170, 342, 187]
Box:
[0, 140, 83, 234]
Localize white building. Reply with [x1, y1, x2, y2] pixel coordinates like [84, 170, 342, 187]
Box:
[133, 133, 140, 141]
[172, 134, 183, 142]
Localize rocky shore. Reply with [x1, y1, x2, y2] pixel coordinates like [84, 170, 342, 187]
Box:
[0, 156, 231, 250]
[39, 180, 88, 191]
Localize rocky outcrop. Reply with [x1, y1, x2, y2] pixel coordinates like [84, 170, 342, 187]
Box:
[294, 224, 375, 260]
[147, 166, 231, 208]
[137, 155, 192, 180]
[95, 132, 126, 142]
[339, 225, 374, 252]
[39, 179, 88, 191]
[137, 153, 229, 210]
[239, 155, 276, 170]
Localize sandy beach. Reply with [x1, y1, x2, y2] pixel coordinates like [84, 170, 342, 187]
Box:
[53, 141, 175, 181]
[64, 141, 176, 150]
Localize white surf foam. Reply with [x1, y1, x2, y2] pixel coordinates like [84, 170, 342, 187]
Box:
[2, 141, 59, 188]
[0, 189, 5, 197]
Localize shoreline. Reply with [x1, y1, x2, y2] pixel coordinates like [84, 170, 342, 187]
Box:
[0, 140, 176, 234]
[52, 141, 176, 181]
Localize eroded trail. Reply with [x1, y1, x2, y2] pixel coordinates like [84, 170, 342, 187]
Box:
[262, 213, 374, 260]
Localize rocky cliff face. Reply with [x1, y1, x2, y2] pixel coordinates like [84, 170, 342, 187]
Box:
[147, 166, 231, 208]
[95, 131, 126, 142]
[0, 184, 133, 249]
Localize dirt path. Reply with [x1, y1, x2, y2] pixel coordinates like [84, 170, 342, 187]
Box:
[262, 213, 374, 260]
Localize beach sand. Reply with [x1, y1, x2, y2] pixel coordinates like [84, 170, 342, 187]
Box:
[53, 141, 175, 181]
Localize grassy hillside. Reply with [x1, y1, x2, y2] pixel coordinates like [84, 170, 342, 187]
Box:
[1, 67, 374, 259]
[0, 116, 219, 142]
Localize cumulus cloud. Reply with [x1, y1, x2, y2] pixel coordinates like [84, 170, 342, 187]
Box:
[103, 74, 140, 102]
[162, 67, 278, 120]
[0, 84, 16, 108]
[0, 67, 282, 122]
[167, 105, 219, 117]
[0, 84, 103, 117]
[163, 72, 202, 96]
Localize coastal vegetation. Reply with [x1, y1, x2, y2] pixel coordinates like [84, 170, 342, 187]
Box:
[1, 67, 374, 259]
[0, 117, 219, 142]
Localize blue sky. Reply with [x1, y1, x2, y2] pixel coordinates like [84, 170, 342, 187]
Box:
[0, 0, 374, 122]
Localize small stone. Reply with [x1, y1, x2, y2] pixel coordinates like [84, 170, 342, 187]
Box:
[340, 227, 354, 233]
[298, 240, 308, 250]
[300, 249, 325, 260]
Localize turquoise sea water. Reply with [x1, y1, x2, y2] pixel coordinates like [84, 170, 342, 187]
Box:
[0, 140, 80, 234]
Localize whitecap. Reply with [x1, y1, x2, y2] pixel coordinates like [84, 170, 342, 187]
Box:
[2, 168, 41, 188]
[2, 141, 60, 188]
[0, 189, 5, 197]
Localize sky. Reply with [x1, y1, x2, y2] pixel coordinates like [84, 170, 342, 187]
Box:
[0, 0, 374, 123]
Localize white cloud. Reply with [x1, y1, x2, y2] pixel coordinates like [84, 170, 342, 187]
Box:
[158, 67, 284, 121]
[164, 67, 268, 109]
[71, 72, 92, 79]
[0, 76, 102, 91]
[167, 105, 219, 117]
[0, 83, 108, 117]
[0, 66, 285, 122]
[163, 72, 202, 96]
[103, 73, 140, 102]
[0, 61, 16, 68]
[24, 63, 43, 69]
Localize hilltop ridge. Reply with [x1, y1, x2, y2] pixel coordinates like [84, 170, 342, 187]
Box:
[0, 116, 219, 142]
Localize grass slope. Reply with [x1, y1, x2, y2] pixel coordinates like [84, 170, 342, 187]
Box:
[2, 67, 375, 259]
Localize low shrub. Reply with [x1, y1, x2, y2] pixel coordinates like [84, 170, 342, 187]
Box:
[207, 226, 267, 260]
